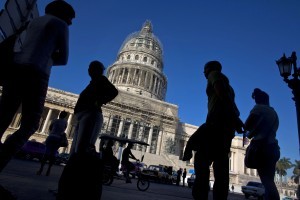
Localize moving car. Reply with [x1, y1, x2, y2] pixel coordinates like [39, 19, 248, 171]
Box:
[241, 181, 265, 199]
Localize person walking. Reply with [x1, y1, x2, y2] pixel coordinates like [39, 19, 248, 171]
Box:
[70, 60, 118, 155]
[192, 61, 244, 200]
[244, 88, 280, 200]
[58, 60, 118, 200]
[182, 168, 187, 187]
[121, 143, 138, 183]
[0, 0, 75, 172]
[37, 111, 68, 176]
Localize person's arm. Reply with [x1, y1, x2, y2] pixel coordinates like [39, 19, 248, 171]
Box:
[52, 24, 69, 66]
[101, 77, 119, 105]
[129, 150, 137, 160]
[244, 112, 260, 138]
[213, 79, 245, 133]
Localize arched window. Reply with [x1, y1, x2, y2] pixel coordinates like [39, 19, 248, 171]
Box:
[135, 55, 139, 60]
[143, 57, 147, 62]
[127, 55, 131, 60]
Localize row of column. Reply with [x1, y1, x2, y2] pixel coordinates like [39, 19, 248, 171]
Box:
[108, 67, 164, 97]
[105, 116, 163, 155]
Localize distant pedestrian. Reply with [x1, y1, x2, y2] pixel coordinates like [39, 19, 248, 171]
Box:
[0, 0, 75, 172]
[231, 184, 234, 192]
[176, 168, 182, 186]
[37, 111, 68, 176]
[244, 88, 280, 200]
[182, 168, 187, 187]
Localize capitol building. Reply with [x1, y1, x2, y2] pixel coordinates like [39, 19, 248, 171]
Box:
[0, 18, 260, 187]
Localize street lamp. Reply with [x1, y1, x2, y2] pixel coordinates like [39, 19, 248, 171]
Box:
[276, 51, 300, 154]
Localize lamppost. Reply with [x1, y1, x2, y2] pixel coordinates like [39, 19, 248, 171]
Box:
[276, 51, 300, 154]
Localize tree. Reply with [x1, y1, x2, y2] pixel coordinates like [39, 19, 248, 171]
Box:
[276, 157, 293, 193]
[291, 160, 300, 199]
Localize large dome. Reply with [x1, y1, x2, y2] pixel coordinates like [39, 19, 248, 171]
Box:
[107, 21, 167, 101]
[118, 20, 163, 63]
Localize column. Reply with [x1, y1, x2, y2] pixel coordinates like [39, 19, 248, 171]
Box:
[152, 76, 157, 93]
[156, 79, 161, 94]
[146, 125, 153, 153]
[156, 130, 162, 155]
[121, 68, 125, 83]
[41, 108, 53, 134]
[107, 115, 114, 133]
[144, 71, 148, 88]
[117, 118, 124, 137]
[127, 122, 134, 139]
[65, 113, 72, 136]
[138, 69, 143, 86]
[126, 68, 131, 84]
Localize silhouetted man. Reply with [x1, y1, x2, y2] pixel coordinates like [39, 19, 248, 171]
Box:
[121, 143, 138, 183]
[192, 61, 244, 200]
[0, 0, 75, 172]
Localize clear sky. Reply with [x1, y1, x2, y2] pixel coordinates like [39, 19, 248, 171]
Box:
[2, 0, 300, 173]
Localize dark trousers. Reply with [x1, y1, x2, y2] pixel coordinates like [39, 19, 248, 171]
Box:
[257, 143, 280, 200]
[0, 66, 49, 172]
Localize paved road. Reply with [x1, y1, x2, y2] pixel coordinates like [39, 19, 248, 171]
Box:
[0, 159, 247, 200]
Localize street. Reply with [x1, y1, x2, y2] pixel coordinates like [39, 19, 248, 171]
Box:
[0, 159, 247, 200]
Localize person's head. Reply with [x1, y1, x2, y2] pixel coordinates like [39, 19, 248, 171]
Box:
[204, 60, 222, 78]
[45, 0, 75, 26]
[252, 88, 270, 105]
[88, 60, 105, 78]
[59, 111, 68, 119]
[107, 140, 114, 147]
[127, 143, 133, 149]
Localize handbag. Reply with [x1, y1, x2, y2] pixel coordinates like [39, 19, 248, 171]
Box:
[244, 139, 265, 169]
[60, 133, 69, 147]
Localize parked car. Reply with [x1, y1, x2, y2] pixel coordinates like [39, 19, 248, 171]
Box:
[241, 181, 265, 199]
[55, 153, 70, 165]
[142, 165, 173, 184]
[15, 140, 58, 162]
[187, 173, 195, 188]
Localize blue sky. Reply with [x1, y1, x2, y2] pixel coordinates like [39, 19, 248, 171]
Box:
[2, 1, 300, 172]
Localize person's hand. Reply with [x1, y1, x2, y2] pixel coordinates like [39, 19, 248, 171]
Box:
[182, 150, 193, 161]
[235, 118, 245, 134]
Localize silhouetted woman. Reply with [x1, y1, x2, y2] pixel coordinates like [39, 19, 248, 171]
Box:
[244, 88, 280, 200]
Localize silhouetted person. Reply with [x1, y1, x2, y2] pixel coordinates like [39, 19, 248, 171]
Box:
[70, 60, 118, 156]
[182, 168, 187, 187]
[0, 0, 75, 172]
[245, 88, 280, 200]
[191, 61, 244, 200]
[37, 111, 68, 176]
[176, 168, 182, 186]
[102, 139, 119, 174]
[121, 143, 138, 183]
[231, 184, 234, 192]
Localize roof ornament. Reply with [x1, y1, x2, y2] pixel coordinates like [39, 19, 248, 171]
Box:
[140, 20, 152, 35]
